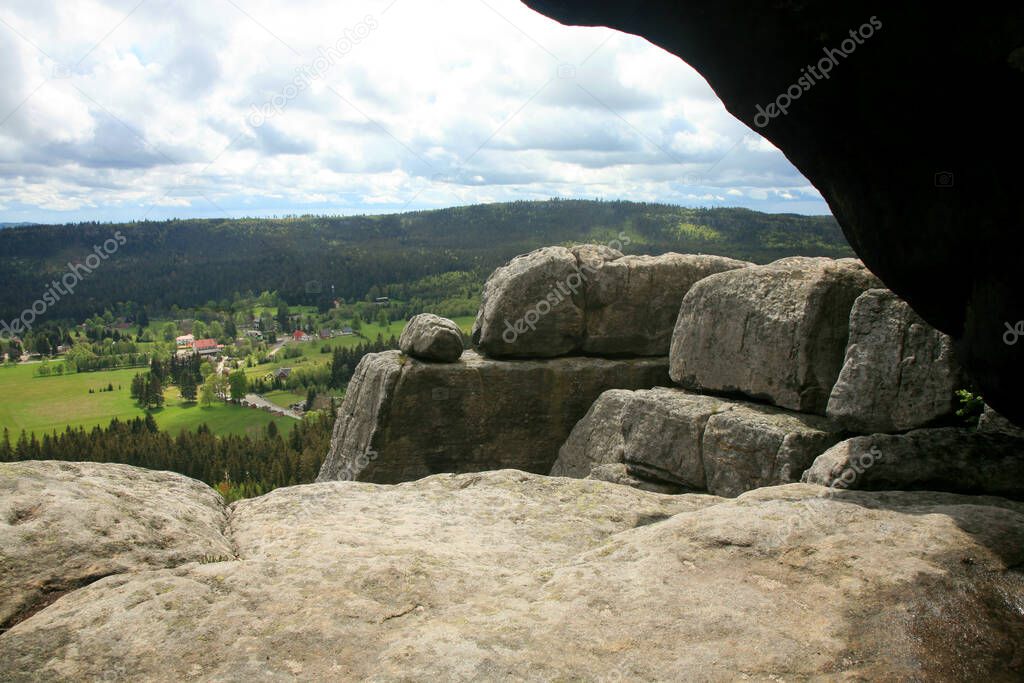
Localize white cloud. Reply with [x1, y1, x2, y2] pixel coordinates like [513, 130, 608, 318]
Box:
[0, 0, 828, 223]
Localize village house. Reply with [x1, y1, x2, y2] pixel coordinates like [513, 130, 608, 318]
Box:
[175, 334, 195, 348]
[193, 338, 221, 356]
[292, 330, 312, 342]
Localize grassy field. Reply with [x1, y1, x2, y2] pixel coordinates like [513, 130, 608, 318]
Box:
[0, 363, 293, 438]
[2, 314, 474, 440]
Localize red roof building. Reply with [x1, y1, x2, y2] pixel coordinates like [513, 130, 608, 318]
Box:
[193, 338, 220, 355]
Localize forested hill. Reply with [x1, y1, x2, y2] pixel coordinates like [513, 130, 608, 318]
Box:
[0, 200, 851, 321]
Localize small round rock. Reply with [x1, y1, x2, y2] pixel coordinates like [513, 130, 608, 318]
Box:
[399, 314, 464, 362]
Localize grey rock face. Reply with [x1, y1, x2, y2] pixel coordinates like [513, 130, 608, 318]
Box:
[552, 387, 843, 497]
[978, 405, 1024, 438]
[399, 314, 464, 362]
[584, 462, 687, 494]
[4, 465, 1024, 681]
[472, 245, 750, 358]
[0, 461, 232, 631]
[316, 350, 671, 484]
[471, 246, 587, 357]
[826, 289, 963, 432]
[802, 428, 1024, 499]
[581, 253, 751, 356]
[670, 256, 881, 414]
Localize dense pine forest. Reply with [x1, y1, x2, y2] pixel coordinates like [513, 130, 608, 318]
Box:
[0, 200, 851, 323]
[0, 412, 335, 502]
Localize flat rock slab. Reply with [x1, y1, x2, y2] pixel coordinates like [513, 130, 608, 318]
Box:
[670, 256, 881, 414]
[0, 461, 232, 632]
[3, 466, 1024, 681]
[316, 350, 671, 483]
[826, 288, 963, 432]
[802, 427, 1024, 499]
[553, 387, 844, 496]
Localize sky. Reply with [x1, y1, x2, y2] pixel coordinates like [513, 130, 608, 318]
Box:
[0, 0, 831, 224]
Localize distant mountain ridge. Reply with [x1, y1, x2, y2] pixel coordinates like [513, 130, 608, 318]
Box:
[0, 200, 852, 323]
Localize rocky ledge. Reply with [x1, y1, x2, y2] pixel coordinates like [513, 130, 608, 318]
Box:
[316, 350, 669, 483]
[3, 461, 1024, 681]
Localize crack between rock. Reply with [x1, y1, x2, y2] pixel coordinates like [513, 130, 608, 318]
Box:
[380, 603, 421, 623]
[0, 571, 120, 636]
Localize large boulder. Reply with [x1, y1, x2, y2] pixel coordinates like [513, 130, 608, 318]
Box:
[580, 253, 750, 355]
[0, 461, 232, 633]
[826, 289, 963, 432]
[471, 246, 588, 357]
[4, 465, 1024, 680]
[552, 387, 843, 496]
[399, 314, 464, 362]
[316, 350, 670, 484]
[472, 246, 750, 358]
[802, 428, 1024, 499]
[670, 256, 881, 414]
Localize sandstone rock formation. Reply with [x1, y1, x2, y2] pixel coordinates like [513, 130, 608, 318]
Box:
[670, 256, 880, 414]
[580, 253, 750, 355]
[4, 462, 1024, 680]
[802, 428, 1024, 499]
[471, 246, 587, 357]
[316, 350, 670, 483]
[979, 405, 1024, 439]
[552, 387, 843, 496]
[522, 1, 1024, 426]
[472, 245, 749, 358]
[0, 461, 233, 633]
[826, 289, 963, 432]
[398, 313, 464, 362]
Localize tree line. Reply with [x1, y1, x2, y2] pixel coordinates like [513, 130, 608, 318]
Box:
[0, 412, 336, 502]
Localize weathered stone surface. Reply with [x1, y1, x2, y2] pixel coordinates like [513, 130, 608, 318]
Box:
[581, 253, 750, 356]
[553, 387, 843, 496]
[317, 350, 670, 484]
[522, 1, 1024, 426]
[473, 246, 750, 358]
[4, 467, 1024, 681]
[979, 405, 1024, 438]
[826, 289, 963, 432]
[398, 313, 464, 362]
[670, 256, 881, 414]
[471, 246, 586, 357]
[802, 428, 1024, 499]
[701, 402, 844, 497]
[585, 462, 686, 494]
[0, 461, 232, 632]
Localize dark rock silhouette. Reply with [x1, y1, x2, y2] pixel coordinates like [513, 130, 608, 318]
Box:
[524, 0, 1024, 424]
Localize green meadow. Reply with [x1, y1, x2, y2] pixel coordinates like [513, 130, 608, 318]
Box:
[0, 315, 474, 440]
[0, 363, 294, 439]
